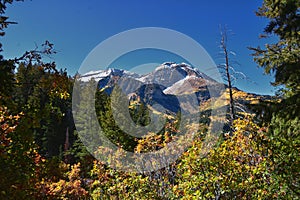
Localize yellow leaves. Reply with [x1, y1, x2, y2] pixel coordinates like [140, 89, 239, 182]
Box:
[134, 132, 164, 153]
[42, 162, 89, 199]
[136, 143, 143, 153]
[13, 114, 21, 120]
[60, 91, 70, 100]
[91, 180, 100, 188]
[233, 117, 260, 135]
[50, 89, 70, 100]
[175, 116, 274, 199]
[67, 163, 81, 181]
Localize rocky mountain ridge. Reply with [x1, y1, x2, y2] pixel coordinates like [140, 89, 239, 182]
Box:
[79, 62, 272, 114]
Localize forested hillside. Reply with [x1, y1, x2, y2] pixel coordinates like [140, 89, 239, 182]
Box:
[0, 0, 299, 199]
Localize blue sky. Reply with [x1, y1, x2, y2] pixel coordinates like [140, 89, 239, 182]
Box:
[2, 0, 276, 95]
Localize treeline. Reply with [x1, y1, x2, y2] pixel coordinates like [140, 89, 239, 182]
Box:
[0, 0, 299, 199]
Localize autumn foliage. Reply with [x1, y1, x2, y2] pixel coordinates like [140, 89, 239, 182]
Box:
[0, 0, 299, 199]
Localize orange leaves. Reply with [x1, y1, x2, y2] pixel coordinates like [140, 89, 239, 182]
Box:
[67, 163, 81, 181]
[0, 106, 22, 151]
[134, 120, 180, 154]
[40, 162, 89, 199]
[0, 105, 47, 199]
[47, 179, 88, 199]
[135, 132, 164, 153]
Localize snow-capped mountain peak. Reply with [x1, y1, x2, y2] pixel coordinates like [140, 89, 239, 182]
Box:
[78, 63, 219, 96]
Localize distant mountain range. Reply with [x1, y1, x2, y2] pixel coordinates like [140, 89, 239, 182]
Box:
[79, 62, 272, 114]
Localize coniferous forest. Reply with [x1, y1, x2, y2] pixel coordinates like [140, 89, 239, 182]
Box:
[0, 0, 299, 199]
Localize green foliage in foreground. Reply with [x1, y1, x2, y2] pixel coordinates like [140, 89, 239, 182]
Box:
[24, 117, 297, 199]
[250, 0, 300, 195]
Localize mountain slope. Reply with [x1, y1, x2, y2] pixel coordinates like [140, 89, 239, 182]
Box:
[79, 62, 272, 114]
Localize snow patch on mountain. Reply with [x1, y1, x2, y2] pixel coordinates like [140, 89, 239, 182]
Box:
[80, 70, 112, 82]
[80, 68, 139, 82]
[163, 75, 202, 94]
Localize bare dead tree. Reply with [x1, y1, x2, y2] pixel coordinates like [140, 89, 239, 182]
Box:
[218, 27, 236, 128]
[220, 28, 235, 122]
[217, 26, 248, 132]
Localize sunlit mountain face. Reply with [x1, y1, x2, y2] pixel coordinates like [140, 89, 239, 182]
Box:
[79, 62, 272, 115]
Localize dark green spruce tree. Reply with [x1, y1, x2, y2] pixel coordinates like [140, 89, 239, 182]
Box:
[250, 0, 300, 196]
